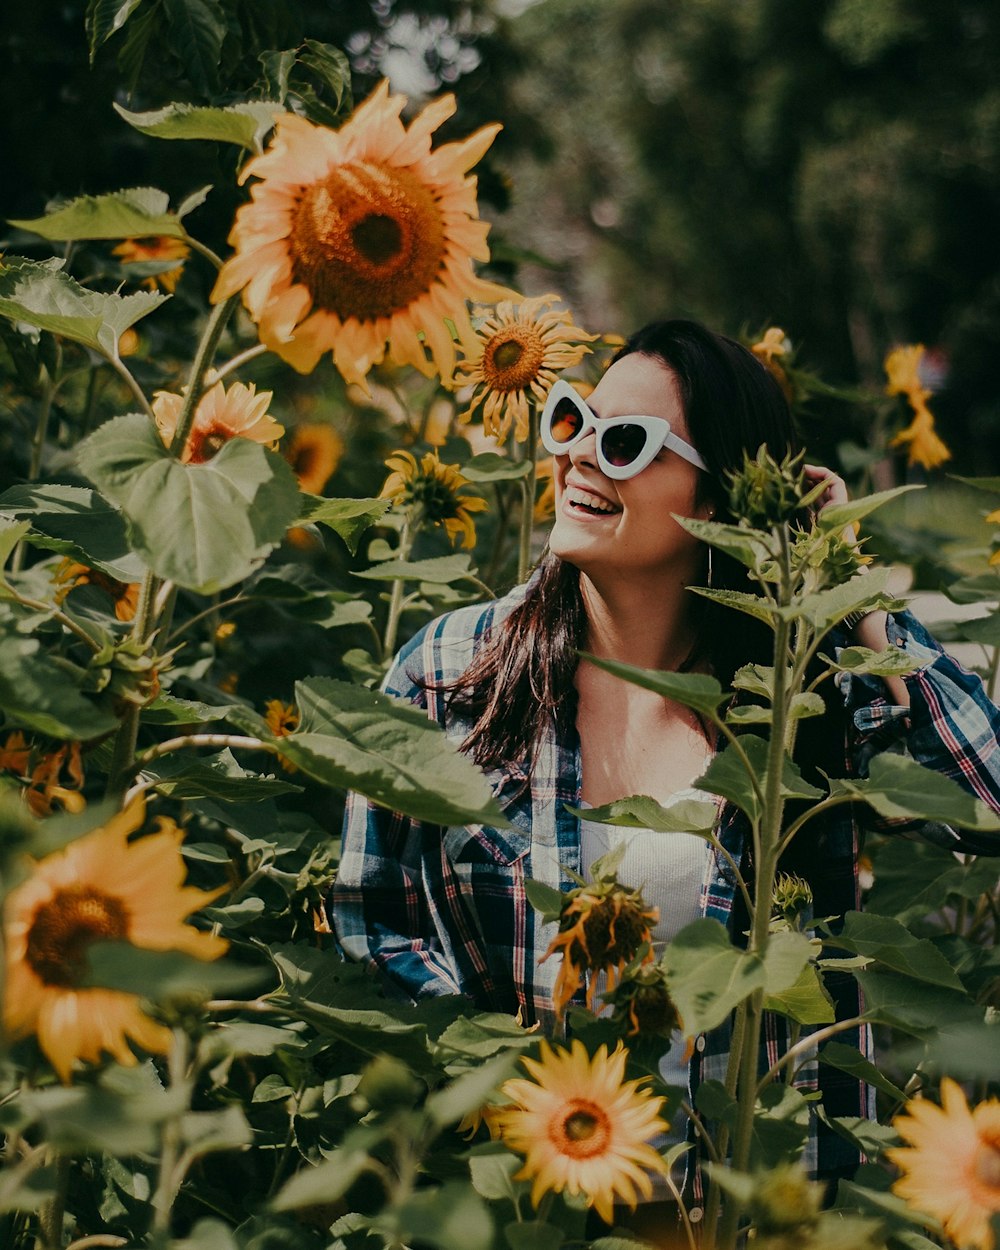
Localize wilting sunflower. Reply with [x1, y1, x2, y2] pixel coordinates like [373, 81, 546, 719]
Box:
[380, 449, 488, 549]
[285, 423, 344, 494]
[888, 1078, 1000, 1250]
[211, 81, 513, 387]
[264, 699, 300, 773]
[884, 344, 951, 470]
[152, 380, 285, 465]
[454, 295, 597, 443]
[494, 1039, 669, 1224]
[3, 797, 226, 1081]
[112, 236, 190, 293]
[751, 326, 794, 403]
[54, 559, 140, 623]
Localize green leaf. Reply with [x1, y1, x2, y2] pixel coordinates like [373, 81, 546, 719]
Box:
[20, 1068, 179, 1155]
[821, 911, 965, 990]
[392, 1183, 494, 1250]
[816, 485, 923, 532]
[163, 0, 225, 95]
[831, 752, 1000, 833]
[142, 693, 239, 725]
[0, 1153, 58, 1215]
[953, 613, 1000, 646]
[696, 735, 822, 823]
[750, 1082, 811, 1166]
[689, 586, 776, 625]
[435, 1014, 535, 1061]
[761, 929, 814, 995]
[818, 1042, 906, 1102]
[277, 677, 507, 827]
[299, 39, 354, 112]
[462, 452, 533, 482]
[84, 942, 267, 998]
[469, 1148, 521, 1201]
[725, 691, 825, 726]
[179, 1105, 251, 1156]
[817, 1108, 899, 1161]
[173, 1219, 240, 1250]
[790, 565, 899, 632]
[661, 918, 765, 1034]
[424, 1050, 521, 1128]
[9, 187, 194, 243]
[732, 663, 777, 699]
[0, 483, 144, 583]
[0, 632, 119, 738]
[564, 793, 717, 834]
[867, 837, 998, 921]
[523, 877, 565, 922]
[271, 1149, 372, 1210]
[826, 645, 917, 677]
[0, 521, 30, 584]
[674, 516, 770, 568]
[114, 100, 281, 151]
[139, 748, 303, 801]
[299, 494, 392, 555]
[895, 1018, 1000, 1081]
[85, 0, 146, 60]
[855, 968, 979, 1035]
[0, 257, 165, 356]
[944, 571, 1000, 605]
[504, 1223, 564, 1250]
[78, 413, 301, 594]
[354, 553, 477, 585]
[579, 653, 727, 717]
[763, 961, 835, 1025]
[950, 474, 1000, 494]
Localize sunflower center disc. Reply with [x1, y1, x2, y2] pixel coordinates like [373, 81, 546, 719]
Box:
[291, 161, 447, 322]
[974, 1141, 1000, 1191]
[188, 426, 229, 464]
[555, 1100, 611, 1157]
[484, 329, 547, 392]
[26, 884, 130, 988]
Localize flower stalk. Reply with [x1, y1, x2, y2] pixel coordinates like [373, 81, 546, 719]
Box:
[517, 402, 539, 583]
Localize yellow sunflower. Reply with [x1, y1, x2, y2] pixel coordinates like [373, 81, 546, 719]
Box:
[211, 81, 513, 388]
[152, 380, 285, 465]
[54, 558, 141, 623]
[380, 449, 488, 549]
[986, 508, 1000, 567]
[2, 797, 227, 1081]
[454, 294, 597, 443]
[884, 344, 951, 470]
[285, 423, 344, 494]
[112, 236, 190, 293]
[494, 1039, 669, 1224]
[264, 699, 300, 773]
[888, 1078, 1000, 1250]
[751, 326, 794, 403]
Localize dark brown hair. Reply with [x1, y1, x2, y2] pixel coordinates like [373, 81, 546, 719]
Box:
[448, 319, 799, 769]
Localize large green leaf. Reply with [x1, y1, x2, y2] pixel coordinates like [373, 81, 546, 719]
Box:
[84, 942, 266, 998]
[579, 653, 727, 717]
[818, 1042, 906, 1102]
[163, 0, 226, 95]
[660, 918, 765, 1034]
[790, 565, 900, 633]
[10, 187, 194, 243]
[867, 837, 998, 922]
[675, 516, 771, 569]
[299, 494, 392, 555]
[0, 483, 145, 582]
[19, 1067, 180, 1155]
[354, 553, 478, 585]
[114, 101, 281, 151]
[0, 257, 165, 356]
[763, 962, 835, 1025]
[945, 571, 1000, 605]
[826, 645, 917, 677]
[272, 1148, 373, 1210]
[85, 0, 145, 60]
[276, 677, 508, 827]
[820, 911, 964, 990]
[695, 735, 822, 824]
[831, 752, 1000, 833]
[855, 968, 979, 1035]
[689, 586, 776, 625]
[424, 1051, 521, 1128]
[816, 485, 923, 533]
[564, 793, 717, 834]
[0, 632, 118, 738]
[391, 1183, 494, 1250]
[78, 413, 301, 594]
[138, 748, 302, 801]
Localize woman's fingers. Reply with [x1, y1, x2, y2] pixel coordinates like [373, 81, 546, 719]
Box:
[803, 462, 849, 509]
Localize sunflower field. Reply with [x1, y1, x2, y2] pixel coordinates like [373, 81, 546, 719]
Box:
[2, 8, 1000, 1250]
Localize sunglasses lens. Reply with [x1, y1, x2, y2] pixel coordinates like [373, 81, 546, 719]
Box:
[601, 423, 648, 468]
[548, 397, 584, 445]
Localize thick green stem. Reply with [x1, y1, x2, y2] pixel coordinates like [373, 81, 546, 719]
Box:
[34, 1153, 69, 1250]
[382, 516, 415, 659]
[107, 353, 154, 419]
[517, 407, 539, 583]
[150, 1030, 191, 1237]
[12, 355, 60, 575]
[168, 296, 239, 458]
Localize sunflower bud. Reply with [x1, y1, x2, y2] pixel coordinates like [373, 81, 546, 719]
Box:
[771, 873, 813, 931]
[750, 1163, 823, 1235]
[604, 963, 682, 1038]
[728, 447, 807, 530]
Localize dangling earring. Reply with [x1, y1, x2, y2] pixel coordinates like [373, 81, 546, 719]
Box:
[706, 544, 714, 588]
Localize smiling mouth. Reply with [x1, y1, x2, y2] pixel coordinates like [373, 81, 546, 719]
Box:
[565, 486, 622, 516]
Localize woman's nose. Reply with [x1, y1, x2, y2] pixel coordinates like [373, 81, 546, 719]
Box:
[567, 431, 600, 472]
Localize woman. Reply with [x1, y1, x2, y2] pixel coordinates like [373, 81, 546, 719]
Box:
[332, 319, 1000, 1191]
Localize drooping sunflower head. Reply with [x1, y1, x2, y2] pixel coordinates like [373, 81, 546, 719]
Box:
[112, 235, 190, 293]
[380, 449, 488, 549]
[884, 344, 928, 399]
[211, 82, 515, 388]
[454, 295, 597, 443]
[2, 797, 226, 1081]
[602, 963, 682, 1039]
[889, 401, 952, 470]
[494, 1039, 669, 1224]
[888, 1078, 1000, 1250]
[152, 380, 285, 465]
[285, 423, 344, 494]
[750, 326, 794, 403]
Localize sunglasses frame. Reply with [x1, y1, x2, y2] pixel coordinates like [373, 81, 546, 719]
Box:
[539, 380, 708, 479]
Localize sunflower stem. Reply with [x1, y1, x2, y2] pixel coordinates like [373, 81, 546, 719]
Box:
[150, 1029, 191, 1237]
[35, 1152, 69, 1250]
[383, 515, 415, 659]
[516, 403, 539, 583]
[169, 295, 239, 458]
[210, 342, 268, 384]
[106, 352, 155, 419]
[11, 352, 60, 575]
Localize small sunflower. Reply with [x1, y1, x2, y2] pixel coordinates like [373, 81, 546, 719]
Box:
[751, 326, 794, 403]
[285, 423, 344, 494]
[54, 559, 140, 623]
[211, 81, 513, 388]
[888, 1078, 1000, 1250]
[1, 733, 86, 818]
[264, 699, 300, 773]
[112, 236, 190, 293]
[884, 344, 951, 470]
[2, 797, 226, 1081]
[986, 507, 1000, 567]
[380, 449, 488, 549]
[494, 1039, 669, 1224]
[454, 294, 597, 443]
[152, 380, 285, 465]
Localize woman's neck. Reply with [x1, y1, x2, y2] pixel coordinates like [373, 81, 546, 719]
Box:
[578, 569, 700, 672]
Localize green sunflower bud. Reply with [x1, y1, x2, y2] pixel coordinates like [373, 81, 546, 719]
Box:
[728, 446, 807, 530]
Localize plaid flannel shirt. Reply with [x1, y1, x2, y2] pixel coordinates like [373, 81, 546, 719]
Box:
[331, 581, 1000, 1184]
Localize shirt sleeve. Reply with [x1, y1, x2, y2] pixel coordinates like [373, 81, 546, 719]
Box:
[841, 608, 1000, 854]
[329, 625, 464, 1000]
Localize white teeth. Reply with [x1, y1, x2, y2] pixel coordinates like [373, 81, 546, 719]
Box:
[567, 487, 619, 514]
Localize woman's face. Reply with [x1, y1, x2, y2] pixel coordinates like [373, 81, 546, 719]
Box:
[548, 353, 711, 580]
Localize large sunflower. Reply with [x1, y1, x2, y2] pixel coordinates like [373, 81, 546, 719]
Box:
[380, 448, 488, 549]
[888, 1078, 1000, 1250]
[494, 1039, 669, 1224]
[3, 797, 227, 1081]
[211, 82, 512, 387]
[153, 380, 284, 465]
[454, 295, 597, 443]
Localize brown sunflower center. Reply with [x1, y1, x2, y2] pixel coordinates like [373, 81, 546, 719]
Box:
[552, 1099, 611, 1158]
[974, 1139, 1000, 1193]
[581, 893, 653, 971]
[290, 161, 447, 322]
[482, 327, 547, 392]
[187, 426, 229, 464]
[408, 475, 463, 521]
[26, 885, 129, 989]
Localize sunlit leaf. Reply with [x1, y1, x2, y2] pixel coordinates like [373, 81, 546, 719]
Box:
[0, 632, 118, 738]
[354, 553, 478, 585]
[661, 918, 765, 1034]
[790, 565, 900, 632]
[675, 516, 771, 568]
[114, 100, 282, 151]
[10, 187, 193, 242]
[826, 645, 917, 677]
[580, 653, 727, 717]
[564, 794, 717, 834]
[830, 752, 1000, 833]
[462, 453, 533, 482]
[763, 963, 835, 1025]
[820, 911, 964, 990]
[299, 494, 392, 555]
[689, 585, 776, 624]
[816, 485, 923, 532]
